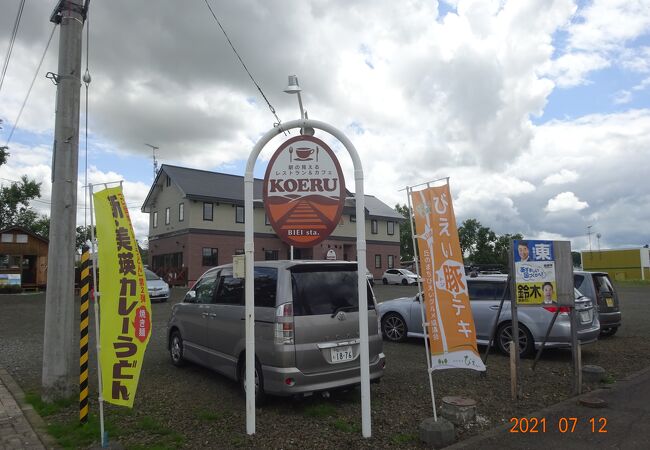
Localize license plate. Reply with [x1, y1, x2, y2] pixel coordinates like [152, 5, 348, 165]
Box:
[605, 297, 614, 307]
[579, 310, 592, 323]
[331, 346, 354, 363]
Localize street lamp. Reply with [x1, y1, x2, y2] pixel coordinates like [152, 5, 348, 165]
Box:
[284, 75, 314, 136]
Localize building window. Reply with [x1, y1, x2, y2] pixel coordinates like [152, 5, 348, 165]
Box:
[202, 248, 218, 266]
[388, 255, 394, 269]
[203, 202, 213, 221]
[350, 215, 356, 223]
[178, 203, 184, 222]
[375, 254, 381, 269]
[1, 233, 13, 243]
[371, 220, 378, 234]
[0, 255, 20, 269]
[165, 207, 170, 225]
[16, 234, 28, 243]
[166, 176, 171, 187]
[387, 221, 395, 235]
[265, 250, 279, 261]
[153, 212, 158, 228]
[235, 206, 244, 223]
[264, 214, 270, 225]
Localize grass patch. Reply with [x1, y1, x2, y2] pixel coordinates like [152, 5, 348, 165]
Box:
[135, 416, 174, 435]
[391, 433, 417, 444]
[304, 403, 337, 418]
[197, 409, 226, 421]
[24, 391, 76, 417]
[47, 415, 117, 449]
[332, 418, 361, 433]
[602, 374, 617, 384]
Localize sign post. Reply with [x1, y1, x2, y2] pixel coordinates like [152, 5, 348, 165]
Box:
[512, 240, 575, 392]
[245, 118, 371, 437]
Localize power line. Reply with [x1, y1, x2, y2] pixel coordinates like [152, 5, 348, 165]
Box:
[5, 25, 57, 145]
[202, 0, 286, 131]
[0, 0, 25, 94]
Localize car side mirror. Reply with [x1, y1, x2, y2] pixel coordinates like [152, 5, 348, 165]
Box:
[185, 290, 196, 303]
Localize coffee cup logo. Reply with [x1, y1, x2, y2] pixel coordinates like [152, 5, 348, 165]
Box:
[263, 136, 345, 248]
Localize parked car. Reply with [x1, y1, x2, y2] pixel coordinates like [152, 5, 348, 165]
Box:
[377, 275, 600, 357]
[145, 268, 170, 302]
[574, 271, 622, 336]
[167, 260, 385, 401]
[381, 268, 421, 285]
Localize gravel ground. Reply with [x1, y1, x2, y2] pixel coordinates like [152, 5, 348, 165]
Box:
[1, 282, 649, 449]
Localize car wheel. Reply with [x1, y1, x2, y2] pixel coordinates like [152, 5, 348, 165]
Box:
[169, 330, 185, 367]
[600, 327, 618, 337]
[239, 358, 265, 404]
[496, 322, 534, 358]
[382, 313, 408, 342]
[382, 278, 388, 285]
[401, 278, 408, 285]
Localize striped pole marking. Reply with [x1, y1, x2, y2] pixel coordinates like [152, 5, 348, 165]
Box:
[79, 246, 91, 424]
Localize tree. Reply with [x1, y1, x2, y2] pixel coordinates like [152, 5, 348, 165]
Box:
[395, 204, 415, 262]
[76, 225, 96, 251]
[0, 146, 44, 232]
[458, 218, 522, 267]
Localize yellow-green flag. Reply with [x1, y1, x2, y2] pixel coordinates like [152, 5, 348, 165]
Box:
[94, 186, 152, 407]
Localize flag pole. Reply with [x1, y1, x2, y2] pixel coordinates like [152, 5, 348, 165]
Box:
[88, 183, 107, 447]
[406, 185, 437, 421]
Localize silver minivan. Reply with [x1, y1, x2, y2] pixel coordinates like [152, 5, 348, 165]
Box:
[167, 260, 385, 400]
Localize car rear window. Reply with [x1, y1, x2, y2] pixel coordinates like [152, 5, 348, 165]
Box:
[290, 264, 375, 316]
[468, 281, 502, 300]
[593, 274, 614, 293]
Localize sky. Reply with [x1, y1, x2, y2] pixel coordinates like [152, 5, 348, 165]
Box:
[1, 0, 649, 252]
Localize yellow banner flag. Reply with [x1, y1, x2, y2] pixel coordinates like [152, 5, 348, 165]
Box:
[94, 186, 152, 407]
[411, 183, 485, 371]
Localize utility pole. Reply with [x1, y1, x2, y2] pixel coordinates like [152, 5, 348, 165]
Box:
[587, 225, 593, 252]
[42, 0, 87, 401]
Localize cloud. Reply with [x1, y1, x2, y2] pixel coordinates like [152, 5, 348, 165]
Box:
[612, 90, 632, 105]
[545, 191, 589, 212]
[2, 0, 650, 252]
[543, 0, 650, 87]
[543, 169, 579, 185]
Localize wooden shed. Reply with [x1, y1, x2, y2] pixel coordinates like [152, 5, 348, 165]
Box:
[0, 226, 49, 289]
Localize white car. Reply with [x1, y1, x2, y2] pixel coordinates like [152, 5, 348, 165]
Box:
[381, 268, 421, 285]
[145, 268, 170, 302]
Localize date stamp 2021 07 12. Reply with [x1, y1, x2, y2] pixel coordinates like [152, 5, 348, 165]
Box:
[509, 417, 608, 434]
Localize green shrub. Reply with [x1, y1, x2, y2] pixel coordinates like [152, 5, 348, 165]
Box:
[0, 284, 22, 294]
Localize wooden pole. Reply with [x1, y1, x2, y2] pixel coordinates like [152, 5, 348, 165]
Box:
[510, 341, 517, 400]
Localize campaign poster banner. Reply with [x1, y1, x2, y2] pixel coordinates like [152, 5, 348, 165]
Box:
[94, 186, 152, 407]
[514, 240, 557, 305]
[411, 183, 485, 372]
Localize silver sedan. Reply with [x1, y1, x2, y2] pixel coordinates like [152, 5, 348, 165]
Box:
[377, 275, 600, 357]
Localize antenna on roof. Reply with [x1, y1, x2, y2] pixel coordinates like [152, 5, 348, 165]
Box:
[144, 143, 159, 180]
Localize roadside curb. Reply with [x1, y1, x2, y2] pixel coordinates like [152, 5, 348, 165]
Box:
[447, 364, 650, 449]
[0, 367, 60, 450]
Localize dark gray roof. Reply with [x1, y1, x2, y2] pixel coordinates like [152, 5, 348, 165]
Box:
[142, 164, 403, 220]
[164, 165, 262, 203]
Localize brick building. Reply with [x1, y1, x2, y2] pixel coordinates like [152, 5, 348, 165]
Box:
[141, 165, 403, 286]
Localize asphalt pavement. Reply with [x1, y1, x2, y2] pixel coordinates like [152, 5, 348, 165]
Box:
[449, 365, 650, 449]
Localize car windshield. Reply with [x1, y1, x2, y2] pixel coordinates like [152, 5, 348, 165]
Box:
[401, 269, 416, 276]
[144, 269, 160, 281]
[291, 264, 375, 316]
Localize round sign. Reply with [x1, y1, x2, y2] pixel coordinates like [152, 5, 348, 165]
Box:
[263, 135, 346, 248]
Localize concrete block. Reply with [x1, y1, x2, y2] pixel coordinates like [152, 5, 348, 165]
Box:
[419, 416, 455, 447]
[583, 365, 606, 383]
[441, 396, 477, 426]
